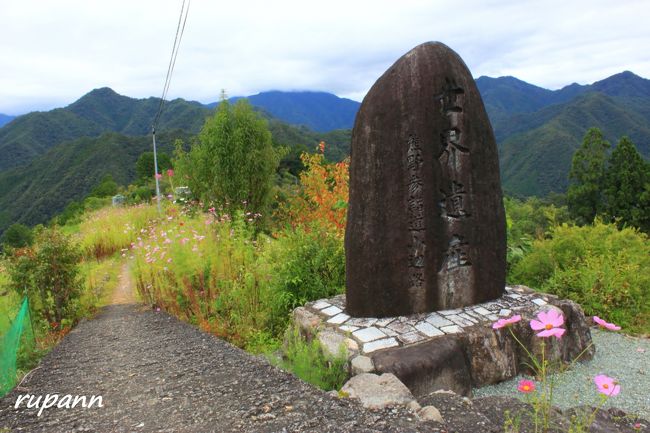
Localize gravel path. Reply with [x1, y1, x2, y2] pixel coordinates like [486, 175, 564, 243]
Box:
[0, 304, 435, 433]
[474, 328, 650, 419]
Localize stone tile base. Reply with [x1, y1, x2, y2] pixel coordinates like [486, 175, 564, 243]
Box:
[291, 286, 595, 397]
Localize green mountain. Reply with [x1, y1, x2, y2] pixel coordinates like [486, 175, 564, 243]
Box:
[0, 114, 14, 128]
[2, 71, 650, 233]
[0, 88, 210, 171]
[0, 104, 350, 234]
[0, 131, 179, 231]
[490, 72, 650, 196]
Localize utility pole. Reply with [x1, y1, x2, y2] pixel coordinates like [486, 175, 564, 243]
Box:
[152, 126, 162, 214]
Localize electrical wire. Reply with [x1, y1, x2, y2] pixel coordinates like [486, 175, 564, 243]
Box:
[152, 0, 191, 131]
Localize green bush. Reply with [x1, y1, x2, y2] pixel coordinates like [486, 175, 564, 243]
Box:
[264, 226, 345, 330]
[0, 223, 33, 249]
[7, 228, 83, 329]
[504, 196, 570, 279]
[511, 221, 650, 333]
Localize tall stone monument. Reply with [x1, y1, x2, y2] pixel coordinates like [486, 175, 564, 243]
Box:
[346, 42, 506, 317]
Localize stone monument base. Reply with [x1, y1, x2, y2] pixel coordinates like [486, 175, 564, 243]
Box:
[290, 286, 594, 397]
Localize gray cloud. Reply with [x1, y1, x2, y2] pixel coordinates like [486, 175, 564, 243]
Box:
[1, 0, 648, 114]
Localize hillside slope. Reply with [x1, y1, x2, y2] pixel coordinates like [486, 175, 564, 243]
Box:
[0, 88, 210, 170]
[499, 92, 650, 196]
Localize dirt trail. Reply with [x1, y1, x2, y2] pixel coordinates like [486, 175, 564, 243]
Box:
[110, 262, 138, 305]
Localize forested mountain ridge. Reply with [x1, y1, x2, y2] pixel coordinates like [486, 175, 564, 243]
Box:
[0, 88, 209, 170]
[1, 71, 649, 232]
[480, 72, 650, 196]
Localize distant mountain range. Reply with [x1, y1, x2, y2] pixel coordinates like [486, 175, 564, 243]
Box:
[477, 71, 650, 196]
[224, 91, 359, 132]
[0, 71, 649, 233]
[0, 114, 14, 128]
[0, 90, 351, 232]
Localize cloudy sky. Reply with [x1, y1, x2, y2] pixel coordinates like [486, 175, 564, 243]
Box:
[1, 0, 649, 115]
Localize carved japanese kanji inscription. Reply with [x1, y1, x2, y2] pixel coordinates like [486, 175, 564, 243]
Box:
[345, 42, 506, 317]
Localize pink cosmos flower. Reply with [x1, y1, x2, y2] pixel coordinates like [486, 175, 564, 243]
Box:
[593, 316, 621, 331]
[492, 315, 522, 329]
[167, 169, 174, 177]
[155, 173, 162, 180]
[530, 309, 565, 339]
[594, 374, 620, 396]
[517, 379, 536, 393]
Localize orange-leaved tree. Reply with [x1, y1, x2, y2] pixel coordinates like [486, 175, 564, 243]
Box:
[282, 142, 349, 236]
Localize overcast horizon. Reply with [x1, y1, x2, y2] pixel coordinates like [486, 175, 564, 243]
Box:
[1, 0, 649, 115]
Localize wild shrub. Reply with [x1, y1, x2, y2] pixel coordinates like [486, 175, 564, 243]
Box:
[504, 196, 570, 278]
[511, 221, 650, 333]
[264, 225, 345, 328]
[7, 228, 83, 329]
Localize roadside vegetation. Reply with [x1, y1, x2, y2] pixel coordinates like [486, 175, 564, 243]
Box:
[1, 106, 648, 397]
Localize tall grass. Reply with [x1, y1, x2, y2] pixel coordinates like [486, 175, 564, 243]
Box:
[78, 204, 159, 259]
[127, 205, 282, 350]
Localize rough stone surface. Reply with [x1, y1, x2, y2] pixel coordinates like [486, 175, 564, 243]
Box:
[341, 373, 416, 410]
[351, 355, 375, 375]
[345, 41, 506, 317]
[292, 306, 322, 338]
[318, 329, 353, 359]
[417, 406, 444, 423]
[372, 336, 472, 397]
[462, 325, 518, 385]
[297, 286, 595, 398]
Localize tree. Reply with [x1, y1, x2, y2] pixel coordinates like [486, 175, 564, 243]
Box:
[174, 99, 282, 214]
[567, 128, 610, 225]
[135, 151, 172, 182]
[1, 223, 33, 249]
[604, 136, 649, 230]
[89, 174, 118, 198]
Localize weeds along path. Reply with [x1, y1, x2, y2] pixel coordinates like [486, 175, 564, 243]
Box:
[110, 261, 138, 305]
[0, 300, 429, 432]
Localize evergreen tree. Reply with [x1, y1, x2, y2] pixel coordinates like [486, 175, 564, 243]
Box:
[604, 136, 649, 230]
[175, 99, 281, 215]
[567, 128, 610, 225]
[637, 182, 650, 233]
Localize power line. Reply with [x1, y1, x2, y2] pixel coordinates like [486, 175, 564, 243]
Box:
[152, 0, 191, 131]
[151, 0, 191, 214]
